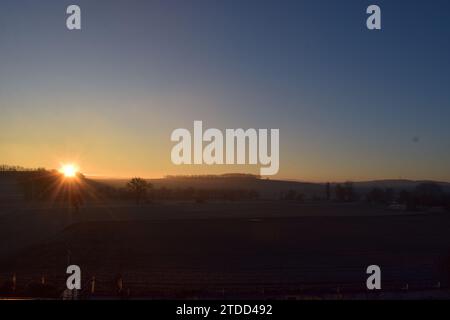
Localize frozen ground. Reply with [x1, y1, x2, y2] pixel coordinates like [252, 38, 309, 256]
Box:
[0, 201, 449, 297]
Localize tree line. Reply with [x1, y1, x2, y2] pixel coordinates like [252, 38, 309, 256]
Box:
[16, 172, 260, 204]
[366, 182, 450, 210]
[105, 177, 260, 204]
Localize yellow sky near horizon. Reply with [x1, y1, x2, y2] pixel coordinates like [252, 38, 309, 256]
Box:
[2, 88, 449, 183]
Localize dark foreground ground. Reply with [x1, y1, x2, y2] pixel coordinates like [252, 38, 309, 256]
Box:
[1, 201, 450, 299]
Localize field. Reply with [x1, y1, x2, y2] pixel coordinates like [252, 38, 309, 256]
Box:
[1, 201, 450, 298]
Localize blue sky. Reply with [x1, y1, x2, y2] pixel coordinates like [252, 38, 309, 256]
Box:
[1, 0, 449, 181]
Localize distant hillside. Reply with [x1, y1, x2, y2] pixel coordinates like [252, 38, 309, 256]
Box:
[0, 169, 98, 204]
[92, 176, 450, 200]
[0, 173, 23, 203]
[3, 168, 450, 203]
[353, 180, 450, 192]
[0, 169, 44, 203]
[93, 175, 324, 199]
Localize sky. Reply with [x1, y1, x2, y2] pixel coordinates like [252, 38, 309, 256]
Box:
[1, 0, 450, 182]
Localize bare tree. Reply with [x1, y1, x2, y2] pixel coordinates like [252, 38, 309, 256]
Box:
[127, 178, 151, 204]
[325, 182, 331, 201]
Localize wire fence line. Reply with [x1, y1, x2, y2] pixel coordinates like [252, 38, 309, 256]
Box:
[1, 271, 450, 300]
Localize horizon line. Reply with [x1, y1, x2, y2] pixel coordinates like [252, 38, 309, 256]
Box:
[2, 164, 449, 184]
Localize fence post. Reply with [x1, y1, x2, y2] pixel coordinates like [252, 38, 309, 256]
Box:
[91, 276, 96, 294]
[12, 273, 16, 292]
[117, 275, 123, 294]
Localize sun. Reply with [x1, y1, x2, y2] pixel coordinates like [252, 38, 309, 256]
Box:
[60, 164, 78, 178]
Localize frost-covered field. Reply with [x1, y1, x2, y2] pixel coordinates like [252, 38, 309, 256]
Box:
[1, 202, 449, 298]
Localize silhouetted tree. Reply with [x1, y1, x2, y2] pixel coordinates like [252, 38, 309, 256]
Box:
[344, 181, 355, 202]
[335, 184, 345, 202]
[334, 182, 356, 202]
[396, 184, 446, 210]
[367, 188, 384, 204]
[284, 189, 297, 201]
[384, 188, 395, 203]
[325, 183, 331, 201]
[127, 178, 151, 204]
[398, 189, 410, 204]
[414, 182, 443, 206]
[367, 187, 394, 204]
